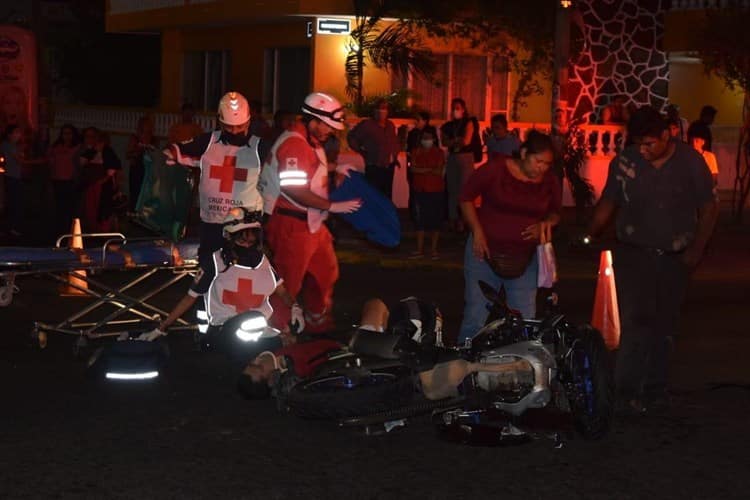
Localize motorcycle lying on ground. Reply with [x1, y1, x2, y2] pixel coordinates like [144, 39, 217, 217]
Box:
[278, 283, 614, 443]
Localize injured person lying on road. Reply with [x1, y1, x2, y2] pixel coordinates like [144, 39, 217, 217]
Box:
[237, 297, 532, 401]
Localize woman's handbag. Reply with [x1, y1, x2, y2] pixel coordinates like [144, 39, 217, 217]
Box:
[488, 250, 535, 280]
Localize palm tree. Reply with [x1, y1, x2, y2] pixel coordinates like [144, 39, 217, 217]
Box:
[345, 0, 435, 112]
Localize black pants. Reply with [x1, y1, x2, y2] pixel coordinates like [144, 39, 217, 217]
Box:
[613, 244, 689, 399]
[365, 164, 394, 200]
[4, 176, 24, 232]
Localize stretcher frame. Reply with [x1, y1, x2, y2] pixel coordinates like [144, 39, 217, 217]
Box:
[0, 232, 199, 352]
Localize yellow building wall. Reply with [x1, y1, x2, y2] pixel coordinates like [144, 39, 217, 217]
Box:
[310, 21, 553, 123]
[669, 60, 743, 127]
[160, 21, 310, 112]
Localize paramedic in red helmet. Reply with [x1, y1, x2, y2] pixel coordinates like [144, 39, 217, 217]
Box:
[259, 92, 361, 333]
[164, 92, 264, 268]
[140, 207, 303, 341]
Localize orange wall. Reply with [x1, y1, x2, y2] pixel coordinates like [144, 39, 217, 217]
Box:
[310, 20, 553, 123]
[160, 21, 310, 111]
[669, 59, 743, 127]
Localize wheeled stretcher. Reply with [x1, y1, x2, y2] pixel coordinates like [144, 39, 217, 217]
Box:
[0, 233, 200, 352]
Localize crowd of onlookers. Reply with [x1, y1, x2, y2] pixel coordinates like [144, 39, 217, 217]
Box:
[0, 96, 720, 248]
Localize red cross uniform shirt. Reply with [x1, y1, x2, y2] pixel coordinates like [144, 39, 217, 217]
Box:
[166, 131, 262, 224]
[262, 123, 329, 232]
[188, 250, 281, 326]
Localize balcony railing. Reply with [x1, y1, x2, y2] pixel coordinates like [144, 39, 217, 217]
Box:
[671, 0, 750, 9]
[52, 105, 627, 158]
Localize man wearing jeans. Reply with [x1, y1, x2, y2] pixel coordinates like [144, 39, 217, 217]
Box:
[587, 106, 718, 415]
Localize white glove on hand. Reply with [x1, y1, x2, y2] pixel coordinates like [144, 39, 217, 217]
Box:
[137, 328, 166, 342]
[335, 164, 358, 177]
[290, 303, 305, 333]
[329, 199, 362, 214]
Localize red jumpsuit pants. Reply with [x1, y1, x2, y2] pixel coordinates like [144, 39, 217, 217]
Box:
[266, 213, 339, 333]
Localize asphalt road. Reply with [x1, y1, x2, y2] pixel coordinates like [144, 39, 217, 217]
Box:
[1, 221, 749, 499]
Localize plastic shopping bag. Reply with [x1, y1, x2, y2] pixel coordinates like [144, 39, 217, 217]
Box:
[537, 242, 557, 288]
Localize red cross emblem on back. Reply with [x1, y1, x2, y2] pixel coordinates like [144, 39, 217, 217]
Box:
[210, 155, 248, 193]
[222, 278, 265, 313]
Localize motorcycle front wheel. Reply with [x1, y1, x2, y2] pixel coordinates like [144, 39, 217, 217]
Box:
[565, 326, 614, 439]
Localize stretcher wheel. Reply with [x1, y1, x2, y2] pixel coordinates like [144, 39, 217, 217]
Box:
[0, 285, 13, 307]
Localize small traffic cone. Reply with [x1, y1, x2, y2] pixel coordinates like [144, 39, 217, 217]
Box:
[59, 218, 88, 296]
[591, 250, 621, 350]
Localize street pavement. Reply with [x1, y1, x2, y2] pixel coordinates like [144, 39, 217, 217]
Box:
[1, 211, 749, 499]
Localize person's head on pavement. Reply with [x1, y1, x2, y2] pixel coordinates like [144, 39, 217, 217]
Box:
[218, 91, 251, 146]
[301, 92, 345, 146]
[627, 106, 672, 164]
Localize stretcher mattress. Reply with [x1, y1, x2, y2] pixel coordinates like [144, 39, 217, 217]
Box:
[329, 171, 401, 248]
[0, 239, 199, 272]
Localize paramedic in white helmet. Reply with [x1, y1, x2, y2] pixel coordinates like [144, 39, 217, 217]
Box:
[259, 92, 361, 333]
[165, 91, 264, 268]
[141, 207, 303, 342]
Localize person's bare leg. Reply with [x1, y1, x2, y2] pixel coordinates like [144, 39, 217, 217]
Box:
[430, 231, 440, 256]
[415, 231, 425, 255]
[359, 298, 389, 331]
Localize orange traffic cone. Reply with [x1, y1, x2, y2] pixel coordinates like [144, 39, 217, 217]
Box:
[591, 250, 621, 350]
[59, 218, 88, 296]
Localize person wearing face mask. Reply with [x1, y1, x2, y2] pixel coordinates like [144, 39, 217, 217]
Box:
[457, 130, 561, 345]
[139, 207, 302, 344]
[346, 99, 400, 199]
[408, 129, 445, 259]
[259, 92, 362, 334]
[440, 98, 482, 232]
[164, 91, 263, 269]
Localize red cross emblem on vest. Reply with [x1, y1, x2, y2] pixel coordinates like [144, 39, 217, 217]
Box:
[210, 156, 248, 193]
[222, 278, 265, 313]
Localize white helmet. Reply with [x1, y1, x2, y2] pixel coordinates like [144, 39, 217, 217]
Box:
[222, 207, 262, 238]
[302, 92, 345, 130]
[218, 91, 250, 126]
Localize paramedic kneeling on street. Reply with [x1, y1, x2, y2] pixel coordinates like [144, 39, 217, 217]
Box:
[141, 208, 303, 341]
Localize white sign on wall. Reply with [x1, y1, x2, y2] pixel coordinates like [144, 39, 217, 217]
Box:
[317, 18, 351, 35]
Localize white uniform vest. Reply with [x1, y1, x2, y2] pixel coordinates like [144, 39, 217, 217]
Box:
[205, 250, 278, 326]
[199, 132, 262, 224]
[259, 130, 329, 233]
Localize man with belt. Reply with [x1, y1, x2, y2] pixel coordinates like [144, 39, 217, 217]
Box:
[165, 91, 263, 268]
[259, 92, 361, 333]
[586, 106, 718, 415]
